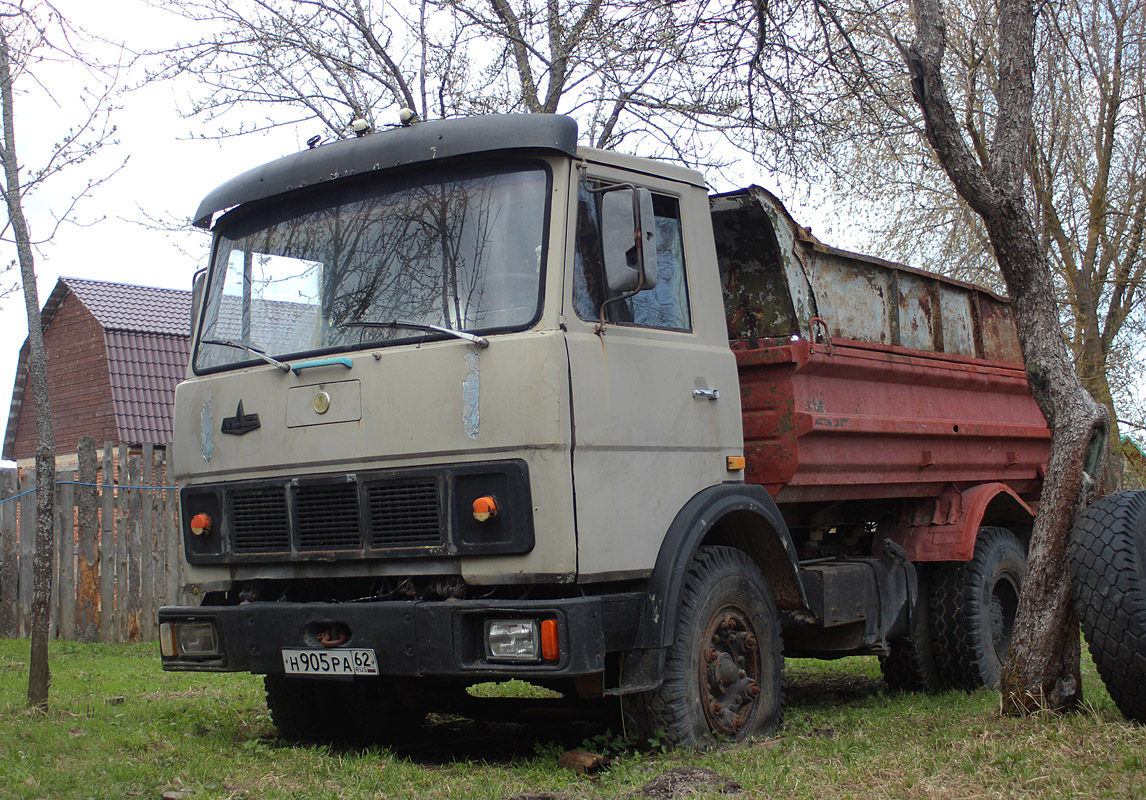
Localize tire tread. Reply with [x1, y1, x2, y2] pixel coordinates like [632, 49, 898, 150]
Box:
[1070, 490, 1146, 723]
[930, 527, 1025, 690]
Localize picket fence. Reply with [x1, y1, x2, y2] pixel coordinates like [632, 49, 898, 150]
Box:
[0, 437, 192, 643]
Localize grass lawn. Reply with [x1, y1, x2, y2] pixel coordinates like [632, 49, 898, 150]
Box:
[0, 639, 1144, 799]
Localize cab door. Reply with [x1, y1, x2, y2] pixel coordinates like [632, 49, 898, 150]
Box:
[563, 166, 743, 580]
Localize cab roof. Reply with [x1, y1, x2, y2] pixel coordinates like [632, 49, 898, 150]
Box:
[192, 114, 579, 228]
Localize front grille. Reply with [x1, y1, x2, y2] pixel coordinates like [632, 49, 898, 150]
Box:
[224, 475, 444, 557]
[296, 482, 362, 550]
[197, 460, 532, 564]
[368, 480, 443, 547]
[231, 487, 290, 553]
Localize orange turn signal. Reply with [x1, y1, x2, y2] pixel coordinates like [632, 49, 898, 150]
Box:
[472, 495, 500, 522]
[190, 512, 212, 536]
[541, 618, 559, 661]
[726, 456, 746, 471]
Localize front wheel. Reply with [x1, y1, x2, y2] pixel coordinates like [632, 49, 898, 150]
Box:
[622, 546, 783, 748]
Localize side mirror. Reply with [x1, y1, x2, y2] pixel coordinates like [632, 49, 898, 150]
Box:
[601, 187, 657, 292]
[190, 268, 207, 336]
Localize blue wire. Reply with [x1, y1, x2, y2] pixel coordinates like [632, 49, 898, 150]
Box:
[0, 480, 176, 505]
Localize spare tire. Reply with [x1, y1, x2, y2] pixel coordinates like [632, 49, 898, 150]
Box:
[1070, 490, 1146, 723]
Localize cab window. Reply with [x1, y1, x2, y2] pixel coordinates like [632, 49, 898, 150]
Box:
[572, 182, 691, 331]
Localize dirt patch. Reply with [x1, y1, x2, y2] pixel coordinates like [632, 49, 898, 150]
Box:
[628, 767, 742, 799]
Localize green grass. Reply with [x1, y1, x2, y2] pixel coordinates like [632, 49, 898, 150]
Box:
[1, 639, 1144, 799]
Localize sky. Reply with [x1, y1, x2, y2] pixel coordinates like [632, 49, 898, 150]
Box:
[0, 1, 324, 464]
[0, 0, 854, 467]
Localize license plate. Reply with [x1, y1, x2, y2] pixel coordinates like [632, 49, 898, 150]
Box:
[281, 648, 379, 676]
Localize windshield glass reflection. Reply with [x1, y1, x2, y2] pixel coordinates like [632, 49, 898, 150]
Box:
[195, 163, 548, 371]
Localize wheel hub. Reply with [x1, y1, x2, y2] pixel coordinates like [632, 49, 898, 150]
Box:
[989, 575, 1020, 660]
[699, 606, 760, 737]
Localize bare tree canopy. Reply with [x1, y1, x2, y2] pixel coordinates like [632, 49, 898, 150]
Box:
[732, 0, 1146, 461]
[144, 0, 750, 163]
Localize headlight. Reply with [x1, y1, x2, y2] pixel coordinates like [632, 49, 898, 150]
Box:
[159, 620, 220, 658]
[485, 619, 539, 662]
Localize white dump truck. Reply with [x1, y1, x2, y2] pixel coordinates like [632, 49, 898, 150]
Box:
[160, 114, 1061, 746]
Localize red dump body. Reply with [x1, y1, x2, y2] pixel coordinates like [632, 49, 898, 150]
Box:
[736, 339, 1049, 503]
[711, 186, 1051, 561]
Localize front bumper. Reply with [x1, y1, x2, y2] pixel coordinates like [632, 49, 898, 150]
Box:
[159, 594, 639, 679]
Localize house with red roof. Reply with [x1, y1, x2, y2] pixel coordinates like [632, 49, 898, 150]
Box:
[3, 278, 191, 464]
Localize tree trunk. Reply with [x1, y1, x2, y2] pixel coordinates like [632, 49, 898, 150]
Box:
[0, 28, 57, 711]
[1076, 349, 1124, 492]
[907, 0, 1108, 712]
[983, 201, 1107, 712]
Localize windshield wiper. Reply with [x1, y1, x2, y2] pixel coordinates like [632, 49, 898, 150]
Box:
[344, 320, 489, 348]
[200, 339, 292, 372]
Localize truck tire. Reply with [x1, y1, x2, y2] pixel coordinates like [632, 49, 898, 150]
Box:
[1070, 490, 1146, 723]
[930, 527, 1025, 689]
[622, 545, 783, 748]
[880, 566, 940, 692]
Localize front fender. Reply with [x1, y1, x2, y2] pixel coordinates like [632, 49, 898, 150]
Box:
[638, 483, 806, 649]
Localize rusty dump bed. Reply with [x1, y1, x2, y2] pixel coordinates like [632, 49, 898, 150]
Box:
[711, 186, 1050, 505]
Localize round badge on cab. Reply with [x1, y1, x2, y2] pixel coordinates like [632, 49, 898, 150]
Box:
[313, 391, 331, 414]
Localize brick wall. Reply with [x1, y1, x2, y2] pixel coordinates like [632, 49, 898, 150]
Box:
[9, 291, 118, 460]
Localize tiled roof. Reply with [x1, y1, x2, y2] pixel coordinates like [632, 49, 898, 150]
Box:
[65, 278, 192, 335]
[3, 278, 193, 458]
[105, 330, 191, 446]
[65, 278, 193, 446]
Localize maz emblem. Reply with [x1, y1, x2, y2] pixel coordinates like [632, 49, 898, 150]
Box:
[221, 400, 261, 435]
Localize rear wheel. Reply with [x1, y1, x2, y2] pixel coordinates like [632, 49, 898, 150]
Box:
[1070, 490, 1146, 723]
[931, 527, 1026, 689]
[622, 546, 783, 748]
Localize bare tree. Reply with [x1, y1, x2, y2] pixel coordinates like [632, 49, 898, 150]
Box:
[144, 0, 739, 165]
[0, 0, 121, 709]
[784, 0, 1146, 486]
[731, 0, 1111, 709]
[905, 0, 1109, 712]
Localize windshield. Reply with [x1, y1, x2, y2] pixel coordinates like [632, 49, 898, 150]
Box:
[194, 162, 549, 372]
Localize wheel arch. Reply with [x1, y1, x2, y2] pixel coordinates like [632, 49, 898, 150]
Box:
[976, 485, 1036, 546]
[882, 482, 1037, 562]
[638, 483, 807, 649]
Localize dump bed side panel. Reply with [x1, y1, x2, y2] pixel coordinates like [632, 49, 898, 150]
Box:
[737, 339, 1049, 503]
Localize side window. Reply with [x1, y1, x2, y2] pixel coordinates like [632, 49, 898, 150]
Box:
[572, 182, 691, 331]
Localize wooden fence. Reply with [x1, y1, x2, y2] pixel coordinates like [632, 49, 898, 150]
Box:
[0, 437, 190, 643]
